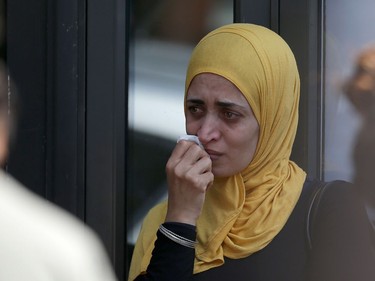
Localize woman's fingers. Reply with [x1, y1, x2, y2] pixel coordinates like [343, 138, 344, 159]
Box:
[167, 141, 210, 176]
[183, 155, 213, 189]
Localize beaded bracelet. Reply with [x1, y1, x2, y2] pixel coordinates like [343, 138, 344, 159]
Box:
[158, 224, 197, 249]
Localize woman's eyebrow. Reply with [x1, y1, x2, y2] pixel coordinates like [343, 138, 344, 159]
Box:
[186, 98, 204, 105]
[186, 99, 245, 109]
[216, 101, 247, 110]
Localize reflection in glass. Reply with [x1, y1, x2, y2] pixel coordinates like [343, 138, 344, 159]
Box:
[324, 0, 375, 181]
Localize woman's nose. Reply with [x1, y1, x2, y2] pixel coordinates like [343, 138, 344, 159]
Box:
[197, 115, 220, 144]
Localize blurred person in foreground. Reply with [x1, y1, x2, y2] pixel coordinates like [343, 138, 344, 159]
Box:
[0, 62, 117, 280]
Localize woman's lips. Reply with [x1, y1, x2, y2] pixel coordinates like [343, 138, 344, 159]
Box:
[205, 149, 222, 160]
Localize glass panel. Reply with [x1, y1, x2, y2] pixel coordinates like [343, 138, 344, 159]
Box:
[127, 0, 232, 257]
[324, 0, 375, 181]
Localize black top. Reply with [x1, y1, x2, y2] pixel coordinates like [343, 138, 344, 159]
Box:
[134, 180, 375, 281]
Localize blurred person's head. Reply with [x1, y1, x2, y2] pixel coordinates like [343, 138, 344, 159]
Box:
[0, 0, 8, 166]
[0, 61, 9, 166]
[0, 60, 17, 168]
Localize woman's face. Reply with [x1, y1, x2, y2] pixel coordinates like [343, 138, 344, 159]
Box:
[186, 73, 259, 177]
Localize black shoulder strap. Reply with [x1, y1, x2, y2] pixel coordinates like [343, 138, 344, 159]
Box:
[306, 180, 332, 250]
[306, 180, 375, 250]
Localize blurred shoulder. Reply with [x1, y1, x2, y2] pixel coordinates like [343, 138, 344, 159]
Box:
[0, 170, 117, 281]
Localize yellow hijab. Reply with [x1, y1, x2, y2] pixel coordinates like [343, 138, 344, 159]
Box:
[128, 23, 306, 280]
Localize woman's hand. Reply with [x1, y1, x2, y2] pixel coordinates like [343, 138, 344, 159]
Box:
[165, 140, 214, 225]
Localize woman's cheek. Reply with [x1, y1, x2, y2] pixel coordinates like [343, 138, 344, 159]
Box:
[185, 120, 198, 135]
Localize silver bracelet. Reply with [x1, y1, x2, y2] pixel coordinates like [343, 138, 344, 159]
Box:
[158, 224, 197, 249]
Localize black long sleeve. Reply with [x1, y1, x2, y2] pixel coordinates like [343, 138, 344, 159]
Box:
[135, 222, 196, 281]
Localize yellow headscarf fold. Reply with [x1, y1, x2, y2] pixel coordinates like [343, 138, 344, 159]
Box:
[128, 23, 306, 280]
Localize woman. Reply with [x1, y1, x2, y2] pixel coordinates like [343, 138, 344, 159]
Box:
[128, 23, 375, 281]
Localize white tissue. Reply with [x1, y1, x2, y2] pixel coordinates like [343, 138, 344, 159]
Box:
[177, 134, 204, 149]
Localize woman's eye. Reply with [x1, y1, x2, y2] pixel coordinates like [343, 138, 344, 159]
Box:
[188, 106, 201, 114]
[223, 111, 238, 119]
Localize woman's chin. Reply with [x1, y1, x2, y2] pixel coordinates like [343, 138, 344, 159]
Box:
[212, 167, 235, 178]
